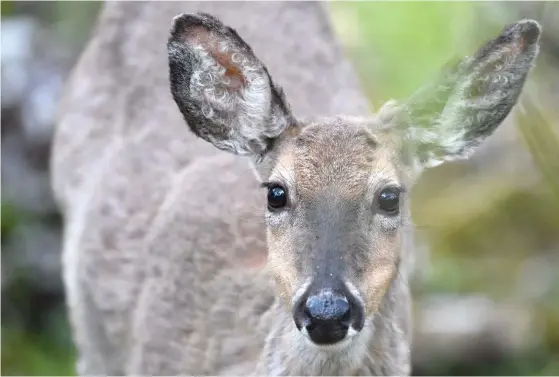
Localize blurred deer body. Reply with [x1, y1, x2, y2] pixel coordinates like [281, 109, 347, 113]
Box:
[51, 1, 541, 375]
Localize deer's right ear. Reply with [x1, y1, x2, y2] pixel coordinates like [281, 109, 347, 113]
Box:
[167, 13, 293, 158]
[395, 19, 541, 173]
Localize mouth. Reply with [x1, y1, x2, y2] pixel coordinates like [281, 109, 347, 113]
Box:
[299, 324, 359, 351]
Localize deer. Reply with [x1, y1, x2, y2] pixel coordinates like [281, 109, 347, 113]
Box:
[50, 1, 542, 375]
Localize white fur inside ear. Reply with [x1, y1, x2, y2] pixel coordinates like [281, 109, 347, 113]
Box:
[376, 99, 401, 125]
[401, 69, 508, 170]
[188, 31, 273, 155]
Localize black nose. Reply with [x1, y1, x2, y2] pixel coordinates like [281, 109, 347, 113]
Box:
[295, 290, 352, 345]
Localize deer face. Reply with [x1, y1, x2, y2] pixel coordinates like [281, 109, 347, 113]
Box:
[168, 13, 541, 346]
[261, 118, 407, 346]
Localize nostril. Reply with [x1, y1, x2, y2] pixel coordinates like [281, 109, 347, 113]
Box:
[340, 305, 352, 327]
[304, 293, 350, 324]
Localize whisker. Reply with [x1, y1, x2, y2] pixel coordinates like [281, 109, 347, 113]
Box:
[395, 262, 410, 290]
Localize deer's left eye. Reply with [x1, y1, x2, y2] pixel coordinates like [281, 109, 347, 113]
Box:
[267, 185, 287, 210]
[377, 187, 400, 215]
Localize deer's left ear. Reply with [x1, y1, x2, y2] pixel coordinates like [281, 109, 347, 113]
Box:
[396, 19, 542, 171]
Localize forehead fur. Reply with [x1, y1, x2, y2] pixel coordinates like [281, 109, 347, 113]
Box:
[286, 117, 398, 198]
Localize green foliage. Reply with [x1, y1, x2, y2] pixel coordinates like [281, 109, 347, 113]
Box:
[329, 1, 477, 104]
[2, 260, 77, 375]
[1, 202, 20, 243]
[2, 322, 76, 376]
[1, 1, 16, 18]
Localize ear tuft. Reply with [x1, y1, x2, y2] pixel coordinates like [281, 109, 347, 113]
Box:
[519, 20, 542, 45]
[505, 19, 542, 51]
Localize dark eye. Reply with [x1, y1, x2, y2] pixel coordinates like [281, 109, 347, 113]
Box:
[377, 187, 400, 214]
[267, 185, 287, 210]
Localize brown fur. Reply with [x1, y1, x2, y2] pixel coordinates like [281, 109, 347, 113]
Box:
[51, 2, 541, 375]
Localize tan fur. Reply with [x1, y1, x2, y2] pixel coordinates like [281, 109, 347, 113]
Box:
[266, 142, 299, 306]
[263, 117, 405, 324]
[266, 229, 298, 307]
[51, 2, 540, 375]
[361, 239, 401, 317]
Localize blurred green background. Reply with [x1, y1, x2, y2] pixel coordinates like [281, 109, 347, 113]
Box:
[2, 1, 558, 375]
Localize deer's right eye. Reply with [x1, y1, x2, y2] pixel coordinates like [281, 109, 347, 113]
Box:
[267, 185, 287, 210]
[377, 187, 400, 215]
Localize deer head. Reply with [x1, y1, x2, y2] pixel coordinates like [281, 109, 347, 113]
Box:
[168, 13, 540, 347]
